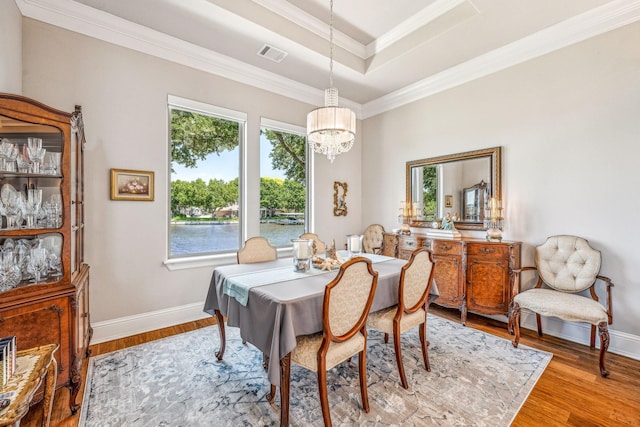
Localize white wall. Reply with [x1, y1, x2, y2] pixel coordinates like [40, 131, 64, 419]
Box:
[363, 21, 640, 355]
[21, 19, 362, 340]
[17, 14, 640, 358]
[0, 0, 22, 93]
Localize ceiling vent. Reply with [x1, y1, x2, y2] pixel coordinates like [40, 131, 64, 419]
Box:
[257, 44, 288, 63]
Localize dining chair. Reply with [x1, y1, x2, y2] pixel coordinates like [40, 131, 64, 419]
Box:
[290, 257, 378, 427]
[362, 224, 385, 254]
[237, 236, 277, 264]
[300, 232, 327, 254]
[367, 247, 435, 389]
[509, 235, 614, 377]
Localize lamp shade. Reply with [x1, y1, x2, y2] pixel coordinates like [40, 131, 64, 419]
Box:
[307, 105, 355, 163]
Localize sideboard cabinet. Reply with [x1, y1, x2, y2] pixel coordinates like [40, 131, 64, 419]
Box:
[0, 93, 90, 414]
[395, 234, 520, 325]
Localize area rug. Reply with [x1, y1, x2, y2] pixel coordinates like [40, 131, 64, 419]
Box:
[79, 314, 551, 426]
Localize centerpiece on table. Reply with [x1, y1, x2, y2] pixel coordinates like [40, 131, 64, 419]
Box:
[311, 239, 345, 270]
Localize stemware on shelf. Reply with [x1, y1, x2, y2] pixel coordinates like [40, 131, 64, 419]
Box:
[25, 189, 43, 229]
[16, 152, 29, 173]
[46, 152, 62, 175]
[3, 191, 23, 229]
[27, 145, 46, 174]
[0, 250, 22, 291]
[28, 247, 48, 283]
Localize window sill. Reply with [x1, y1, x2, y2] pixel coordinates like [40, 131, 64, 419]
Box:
[163, 253, 237, 271]
[163, 247, 294, 271]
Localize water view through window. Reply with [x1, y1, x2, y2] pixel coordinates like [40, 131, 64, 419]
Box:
[168, 98, 309, 258]
[170, 223, 304, 256]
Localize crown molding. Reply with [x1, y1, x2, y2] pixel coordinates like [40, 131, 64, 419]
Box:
[14, 0, 353, 111]
[254, 0, 465, 60]
[365, 0, 468, 58]
[253, 0, 365, 59]
[15, 0, 640, 121]
[362, 0, 640, 118]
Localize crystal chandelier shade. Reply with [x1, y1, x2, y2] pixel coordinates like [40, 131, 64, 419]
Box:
[307, 0, 356, 163]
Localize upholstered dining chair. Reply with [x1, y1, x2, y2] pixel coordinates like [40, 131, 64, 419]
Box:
[300, 232, 327, 254]
[236, 236, 277, 264]
[509, 235, 614, 377]
[362, 224, 385, 254]
[290, 257, 378, 427]
[367, 247, 435, 388]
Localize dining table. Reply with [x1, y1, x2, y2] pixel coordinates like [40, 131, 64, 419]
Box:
[203, 251, 413, 426]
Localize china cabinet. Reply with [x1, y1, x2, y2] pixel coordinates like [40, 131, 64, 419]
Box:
[0, 93, 90, 414]
[393, 233, 520, 326]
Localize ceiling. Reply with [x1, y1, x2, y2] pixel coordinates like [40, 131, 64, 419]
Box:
[15, 0, 640, 118]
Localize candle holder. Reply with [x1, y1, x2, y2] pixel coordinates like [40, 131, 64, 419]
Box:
[346, 234, 363, 258]
[484, 197, 504, 241]
[291, 239, 313, 272]
[397, 201, 424, 234]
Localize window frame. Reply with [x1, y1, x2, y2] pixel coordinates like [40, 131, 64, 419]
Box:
[165, 95, 247, 270]
[260, 117, 314, 238]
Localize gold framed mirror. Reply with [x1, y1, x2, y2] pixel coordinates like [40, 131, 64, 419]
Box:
[406, 147, 501, 230]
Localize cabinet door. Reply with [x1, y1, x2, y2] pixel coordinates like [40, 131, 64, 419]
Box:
[74, 264, 91, 356]
[466, 243, 511, 314]
[432, 254, 464, 307]
[466, 257, 510, 313]
[0, 296, 72, 386]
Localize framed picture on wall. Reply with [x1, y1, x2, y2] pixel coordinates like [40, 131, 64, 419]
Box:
[110, 169, 155, 201]
[445, 195, 453, 208]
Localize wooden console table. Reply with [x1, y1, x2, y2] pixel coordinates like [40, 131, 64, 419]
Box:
[385, 233, 521, 326]
[0, 344, 58, 427]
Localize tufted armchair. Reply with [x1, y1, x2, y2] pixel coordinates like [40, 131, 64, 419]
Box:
[509, 235, 614, 377]
[362, 224, 385, 254]
[289, 257, 378, 427]
[237, 237, 277, 264]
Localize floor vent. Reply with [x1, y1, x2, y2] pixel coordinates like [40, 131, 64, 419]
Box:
[257, 44, 288, 63]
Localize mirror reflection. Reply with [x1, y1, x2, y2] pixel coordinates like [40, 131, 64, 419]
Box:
[406, 147, 501, 230]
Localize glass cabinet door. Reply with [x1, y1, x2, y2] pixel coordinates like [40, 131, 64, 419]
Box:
[0, 113, 66, 289]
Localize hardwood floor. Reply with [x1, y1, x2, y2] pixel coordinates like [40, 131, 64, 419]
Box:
[20, 307, 640, 426]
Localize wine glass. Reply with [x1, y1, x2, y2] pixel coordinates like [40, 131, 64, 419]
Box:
[0, 250, 21, 290]
[4, 191, 23, 229]
[28, 247, 48, 283]
[50, 194, 62, 227]
[24, 189, 42, 229]
[27, 146, 46, 174]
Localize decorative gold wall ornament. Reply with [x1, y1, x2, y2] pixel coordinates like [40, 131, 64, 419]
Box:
[333, 181, 347, 216]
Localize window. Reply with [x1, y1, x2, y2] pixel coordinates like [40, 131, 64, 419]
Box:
[260, 119, 311, 247]
[168, 95, 246, 258]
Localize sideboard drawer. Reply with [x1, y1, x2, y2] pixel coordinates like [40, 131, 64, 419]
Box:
[431, 240, 464, 256]
[398, 235, 418, 250]
[466, 243, 509, 259]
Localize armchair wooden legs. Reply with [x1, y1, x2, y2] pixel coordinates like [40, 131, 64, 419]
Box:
[510, 303, 522, 348]
[510, 303, 610, 378]
[598, 322, 610, 378]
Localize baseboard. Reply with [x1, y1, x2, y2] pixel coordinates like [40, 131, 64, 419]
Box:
[90, 302, 211, 344]
[90, 303, 640, 361]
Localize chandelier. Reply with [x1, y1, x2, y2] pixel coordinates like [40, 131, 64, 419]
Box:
[307, 0, 356, 163]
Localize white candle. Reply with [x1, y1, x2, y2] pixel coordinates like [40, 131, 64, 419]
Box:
[298, 242, 309, 259]
[349, 235, 362, 252]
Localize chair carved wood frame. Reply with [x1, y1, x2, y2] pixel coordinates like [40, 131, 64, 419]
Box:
[508, 235, 614, 377]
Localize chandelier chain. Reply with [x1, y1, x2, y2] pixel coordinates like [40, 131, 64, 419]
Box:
[329, 0, 334, 88]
